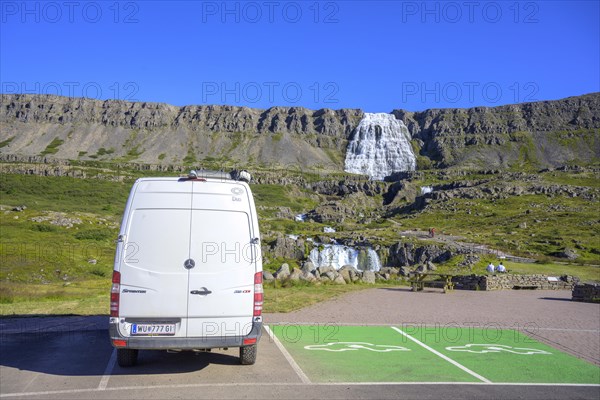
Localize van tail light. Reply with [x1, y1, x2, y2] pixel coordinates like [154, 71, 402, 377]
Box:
[110, 271, 121, 317]
[253, 272, 263, 317]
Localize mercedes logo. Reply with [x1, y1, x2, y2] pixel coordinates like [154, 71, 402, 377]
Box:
[183, 258, 195, 269]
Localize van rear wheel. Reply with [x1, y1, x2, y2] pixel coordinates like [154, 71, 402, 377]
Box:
[239, 344, 257, 365]
[117, 348, 138, 367]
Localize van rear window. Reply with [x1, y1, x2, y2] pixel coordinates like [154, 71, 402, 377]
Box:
[124, 209, 253, 273]
[124, 209, 191, 273]
[189, 210, 253, 271]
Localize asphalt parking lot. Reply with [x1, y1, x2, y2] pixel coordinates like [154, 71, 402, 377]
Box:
[1, 289, 599, 399]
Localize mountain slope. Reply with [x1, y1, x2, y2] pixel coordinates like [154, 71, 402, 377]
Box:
[1, 93, 598, 170]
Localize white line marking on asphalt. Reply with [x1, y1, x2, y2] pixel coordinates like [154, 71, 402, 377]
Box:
[19, 374, 39, 394]
[391, 326, 492, 384]
[2, 381, 599, 397]
[270, 322, 599, 333]
[97, 349, 116, 390]
[264, 325, 311, 384]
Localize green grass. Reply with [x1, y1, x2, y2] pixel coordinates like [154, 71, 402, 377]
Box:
[263, 282, 399, 313]
[96, 147, 115, 156]
[414, 254, 599, 282]
[0, 280, 109, 315]
[542, 170, 600, 188]
[399, 194, 600, 264]
[501, 261, 600, 283]
[0, 136, 15, 148]
[253, 184, 319, 213]
[1, 165, 599, 318]
[183, 147, 197, 164]
[40, 137, 64, 156]
[0, 212, 117, 284]
[121, 145, 143, 161]
[0, 276, 388, 315]
[0, 174, 132, 215]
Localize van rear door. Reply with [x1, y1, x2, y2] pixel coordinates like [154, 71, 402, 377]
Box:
[186, 181, 257, 338]
[118, 180, 192, 338]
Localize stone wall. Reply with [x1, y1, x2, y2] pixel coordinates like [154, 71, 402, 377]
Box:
[452, 274, 578, 291]
[572, 283, 600, 303]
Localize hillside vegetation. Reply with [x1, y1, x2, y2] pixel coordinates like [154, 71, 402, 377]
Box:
[1, 161, 598, 315]
[1, 93, 598, 314]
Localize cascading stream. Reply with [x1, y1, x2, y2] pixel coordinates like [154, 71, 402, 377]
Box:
[344, 113, 416, 180]
[308, 245, 382, 272]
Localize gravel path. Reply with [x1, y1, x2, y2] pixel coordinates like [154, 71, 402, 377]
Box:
[266, 287, 600, 366]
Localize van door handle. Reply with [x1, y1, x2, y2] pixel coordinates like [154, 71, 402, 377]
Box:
[190, 288, 212, 295]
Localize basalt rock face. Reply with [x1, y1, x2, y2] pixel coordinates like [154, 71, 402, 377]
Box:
[0, 94, 363, 169]
[393, 92, 600, 168]
[1, 93, 599, 170]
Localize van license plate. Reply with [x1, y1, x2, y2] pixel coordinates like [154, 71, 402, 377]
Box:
[131, 324, 176, 335]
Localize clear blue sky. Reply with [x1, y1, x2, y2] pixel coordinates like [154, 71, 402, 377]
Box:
[1, 1, 598, 112]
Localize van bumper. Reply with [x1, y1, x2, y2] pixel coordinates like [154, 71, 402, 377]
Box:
[109, 321, 262, 350]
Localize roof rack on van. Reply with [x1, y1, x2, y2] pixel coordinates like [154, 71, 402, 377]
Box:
[186, 169, 252, 183]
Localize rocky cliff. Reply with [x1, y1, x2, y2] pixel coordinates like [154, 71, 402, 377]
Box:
[393, 92, 600, 168]
[1, 93, 598, 170]
[0, 94, 363, 169]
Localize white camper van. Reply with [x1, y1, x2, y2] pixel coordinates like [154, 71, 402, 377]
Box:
[109, 170, 263, 367]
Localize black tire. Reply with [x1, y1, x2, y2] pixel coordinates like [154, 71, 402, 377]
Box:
[117, 348, 138, 367]
[239, 344, 257, 365]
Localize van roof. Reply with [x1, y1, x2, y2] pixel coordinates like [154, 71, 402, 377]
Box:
[135, 170, 252, 183]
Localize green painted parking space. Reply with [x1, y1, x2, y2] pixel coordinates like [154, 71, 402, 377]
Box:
[269, 324, 600, 385]
[400, 326, 600, 384]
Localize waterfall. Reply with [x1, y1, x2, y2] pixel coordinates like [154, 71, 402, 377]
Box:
[366, 248, 382, 271]
[309, 245, 381, 271]
[421, 186, 433, 195]
[344, 113, 416, 180]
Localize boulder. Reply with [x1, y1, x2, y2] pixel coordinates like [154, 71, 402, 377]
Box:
[426, 261, 437, 271]
[362, 270, 376, 284]
[300, 271, 317, 282]
[553, 248, 579, 260]
[380, 267, 399, 275]
[289, 268, 303, 281]
[339, 265, 358, 283]
[263, 271, 275, 282]
[333, 275, 347, 285]
[302, 261, 316, 273]
[270, 236, 305, 259]
[318, 266, 336, 276]
[324, 271, 336, 281]
[275, 263, 290, 280]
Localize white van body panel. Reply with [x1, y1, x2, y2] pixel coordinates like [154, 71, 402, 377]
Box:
[111, 177, 262, 345]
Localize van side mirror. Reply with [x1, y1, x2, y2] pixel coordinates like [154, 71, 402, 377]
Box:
[250, 237, 260, 245]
